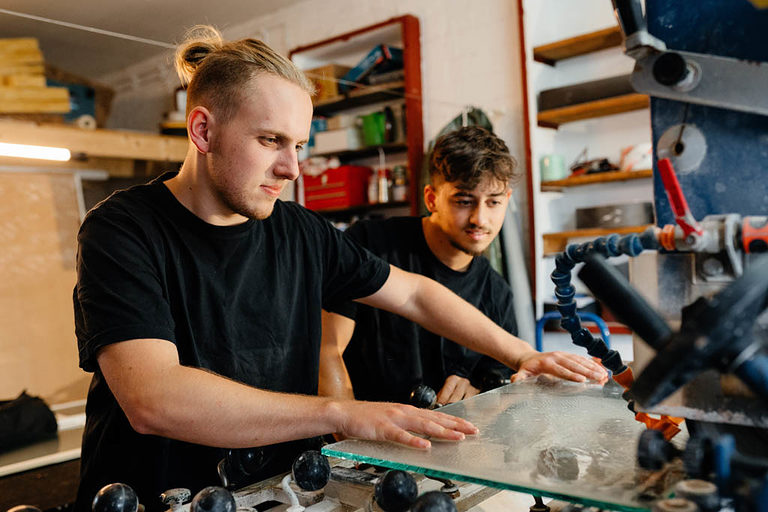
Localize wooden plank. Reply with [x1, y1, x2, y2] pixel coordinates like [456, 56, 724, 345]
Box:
[0, 119, 188, 161]
[542, 225, 653, 255]
[3, 75, 47, 87]
[0, 48, 43, 66]
[533, 27, 623, 65]
[0, 86, 70, 113]
[0, 38, 40, 53]
[541, 169, 653, 191]
[537, 93, 649, 128]
[0, 63, 44, 76]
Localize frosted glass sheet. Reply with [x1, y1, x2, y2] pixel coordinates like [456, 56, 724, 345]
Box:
[323, 378, 666, 511]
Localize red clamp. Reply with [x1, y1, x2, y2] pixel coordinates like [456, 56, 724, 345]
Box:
[658, 158, 703, 241]
[612, 366, 683, 440]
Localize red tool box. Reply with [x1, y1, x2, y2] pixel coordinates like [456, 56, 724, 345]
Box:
[303, 165, 371, 211]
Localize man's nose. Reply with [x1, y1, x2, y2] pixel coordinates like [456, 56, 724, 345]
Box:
[469, 204, 488, 227]
[274, 148, 300, 180]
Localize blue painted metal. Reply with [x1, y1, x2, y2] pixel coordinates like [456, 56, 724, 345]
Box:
[646, 0, 768, 227]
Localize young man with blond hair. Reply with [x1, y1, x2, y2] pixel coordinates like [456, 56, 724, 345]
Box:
[73, 27, 606, 510]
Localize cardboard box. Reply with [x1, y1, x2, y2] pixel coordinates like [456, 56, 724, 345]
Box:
[305, 64, 351, 102]
[326, 113, 355, 131]
[339, 45, 403, 93]
[313, 127, 362, 155]
[304, 165, 371, 211]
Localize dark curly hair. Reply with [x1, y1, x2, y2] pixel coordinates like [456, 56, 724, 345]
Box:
[429, 126, 520, 189]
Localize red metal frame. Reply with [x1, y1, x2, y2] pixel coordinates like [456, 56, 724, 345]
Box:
[290, 15, 423, 215]
[516, 0, 537, 303]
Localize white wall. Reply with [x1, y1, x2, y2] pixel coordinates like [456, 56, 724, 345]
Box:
[103, 1, 526, 158]
[100, 0, 533, 267]
[521, 0, 654, 314]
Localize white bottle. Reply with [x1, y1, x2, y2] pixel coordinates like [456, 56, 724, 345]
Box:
[367, 170, 378, 204]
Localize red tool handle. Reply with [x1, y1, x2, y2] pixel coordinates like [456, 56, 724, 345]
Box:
[658, 158, 703, 238]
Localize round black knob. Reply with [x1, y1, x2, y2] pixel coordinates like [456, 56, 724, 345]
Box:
[637, 429, 680, 470]
[291, 450, 331, 491]
[682, 435, 716, 479]
[160, 488, 191, 509]
[92, 483, 139, 512]
[409, 384, 437, 409]
[190, 487, 235, 512]
[374, 470, 418, 512]
[411, 491, 457, 512]
[653, 52, 689, 86]
[226, 448, 266, 479]
[7, 506, 42, 512]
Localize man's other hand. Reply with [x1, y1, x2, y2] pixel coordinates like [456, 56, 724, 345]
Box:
[436, 375, 480, 406]
[513, 351, 608, 384]
[333, 400, 478, 449]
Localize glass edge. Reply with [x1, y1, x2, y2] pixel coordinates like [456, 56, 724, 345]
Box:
[321, 446, 650, 512]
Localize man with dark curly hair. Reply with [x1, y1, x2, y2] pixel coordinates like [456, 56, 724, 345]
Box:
[320, 126, 559, 405]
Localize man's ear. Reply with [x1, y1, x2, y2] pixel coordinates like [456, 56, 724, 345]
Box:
[424, 184, 438, 213]
[188, 106, 213, 154]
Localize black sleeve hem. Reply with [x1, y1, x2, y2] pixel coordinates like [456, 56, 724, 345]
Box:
[79, 325, 176, 372]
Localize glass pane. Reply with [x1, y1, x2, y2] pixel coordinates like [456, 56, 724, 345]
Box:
[323, 378, 679, 511]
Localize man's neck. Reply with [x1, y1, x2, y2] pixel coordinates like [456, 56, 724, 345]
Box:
[421, 217, 474, 272]
[165, 157, 247, 226]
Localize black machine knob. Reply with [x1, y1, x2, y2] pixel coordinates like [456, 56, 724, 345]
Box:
[190, 487, 236, 512]
[409, 384, 437, 409]
[410, 491, 457, 512]
[291, 450, 331, 491]
[653, 52, 690, 86]
[219, 447, 266, 489]
[374, 470, 418, 512]
[7, 506, 42, 512]
[637, 429, 681, 470]
[92, 483, 139, 512]
[160, 488, 192, 510]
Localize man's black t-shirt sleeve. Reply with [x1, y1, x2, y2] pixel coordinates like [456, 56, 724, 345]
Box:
[322, 221, 372, 319]
[315, 213, 389, 308]
[75, 206, 176, 372]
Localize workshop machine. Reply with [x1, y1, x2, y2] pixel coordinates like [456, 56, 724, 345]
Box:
[9, 1, 768, 512]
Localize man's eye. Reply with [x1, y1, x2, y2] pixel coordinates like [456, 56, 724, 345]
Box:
[456, 200, 473, 206]
[262, 137, 278, 145]
[295, 144, 305, 152]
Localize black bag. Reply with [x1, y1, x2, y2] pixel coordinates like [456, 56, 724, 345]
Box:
[0, 390, 58, 452]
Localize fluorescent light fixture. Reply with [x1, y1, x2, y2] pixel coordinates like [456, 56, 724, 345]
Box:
[0, 142, 71, 161]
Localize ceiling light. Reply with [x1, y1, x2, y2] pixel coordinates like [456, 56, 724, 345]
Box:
[0, 142, 71, 161]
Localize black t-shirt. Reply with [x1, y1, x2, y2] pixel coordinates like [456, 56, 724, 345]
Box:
[73, 173, 389, 510]
[325, 217, 516, 404]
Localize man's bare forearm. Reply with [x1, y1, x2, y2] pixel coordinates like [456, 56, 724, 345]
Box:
[98, 338, 477, 450]
[359, 266, 536, 371]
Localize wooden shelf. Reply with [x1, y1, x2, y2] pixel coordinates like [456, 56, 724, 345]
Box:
[0, 119, 187, 161]
[533, 26, 623, 65]
[541, 169, 652, 191]
[542, 224, 653, 256]
[313, 81, 405, 116]
[537, 93, 649, 128]
[309, 142, 407, 160]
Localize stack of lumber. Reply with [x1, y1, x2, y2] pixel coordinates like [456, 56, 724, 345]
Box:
[0, 38, 70, 113]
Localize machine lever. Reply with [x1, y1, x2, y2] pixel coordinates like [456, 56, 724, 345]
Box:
[658, 158, 703, 242]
